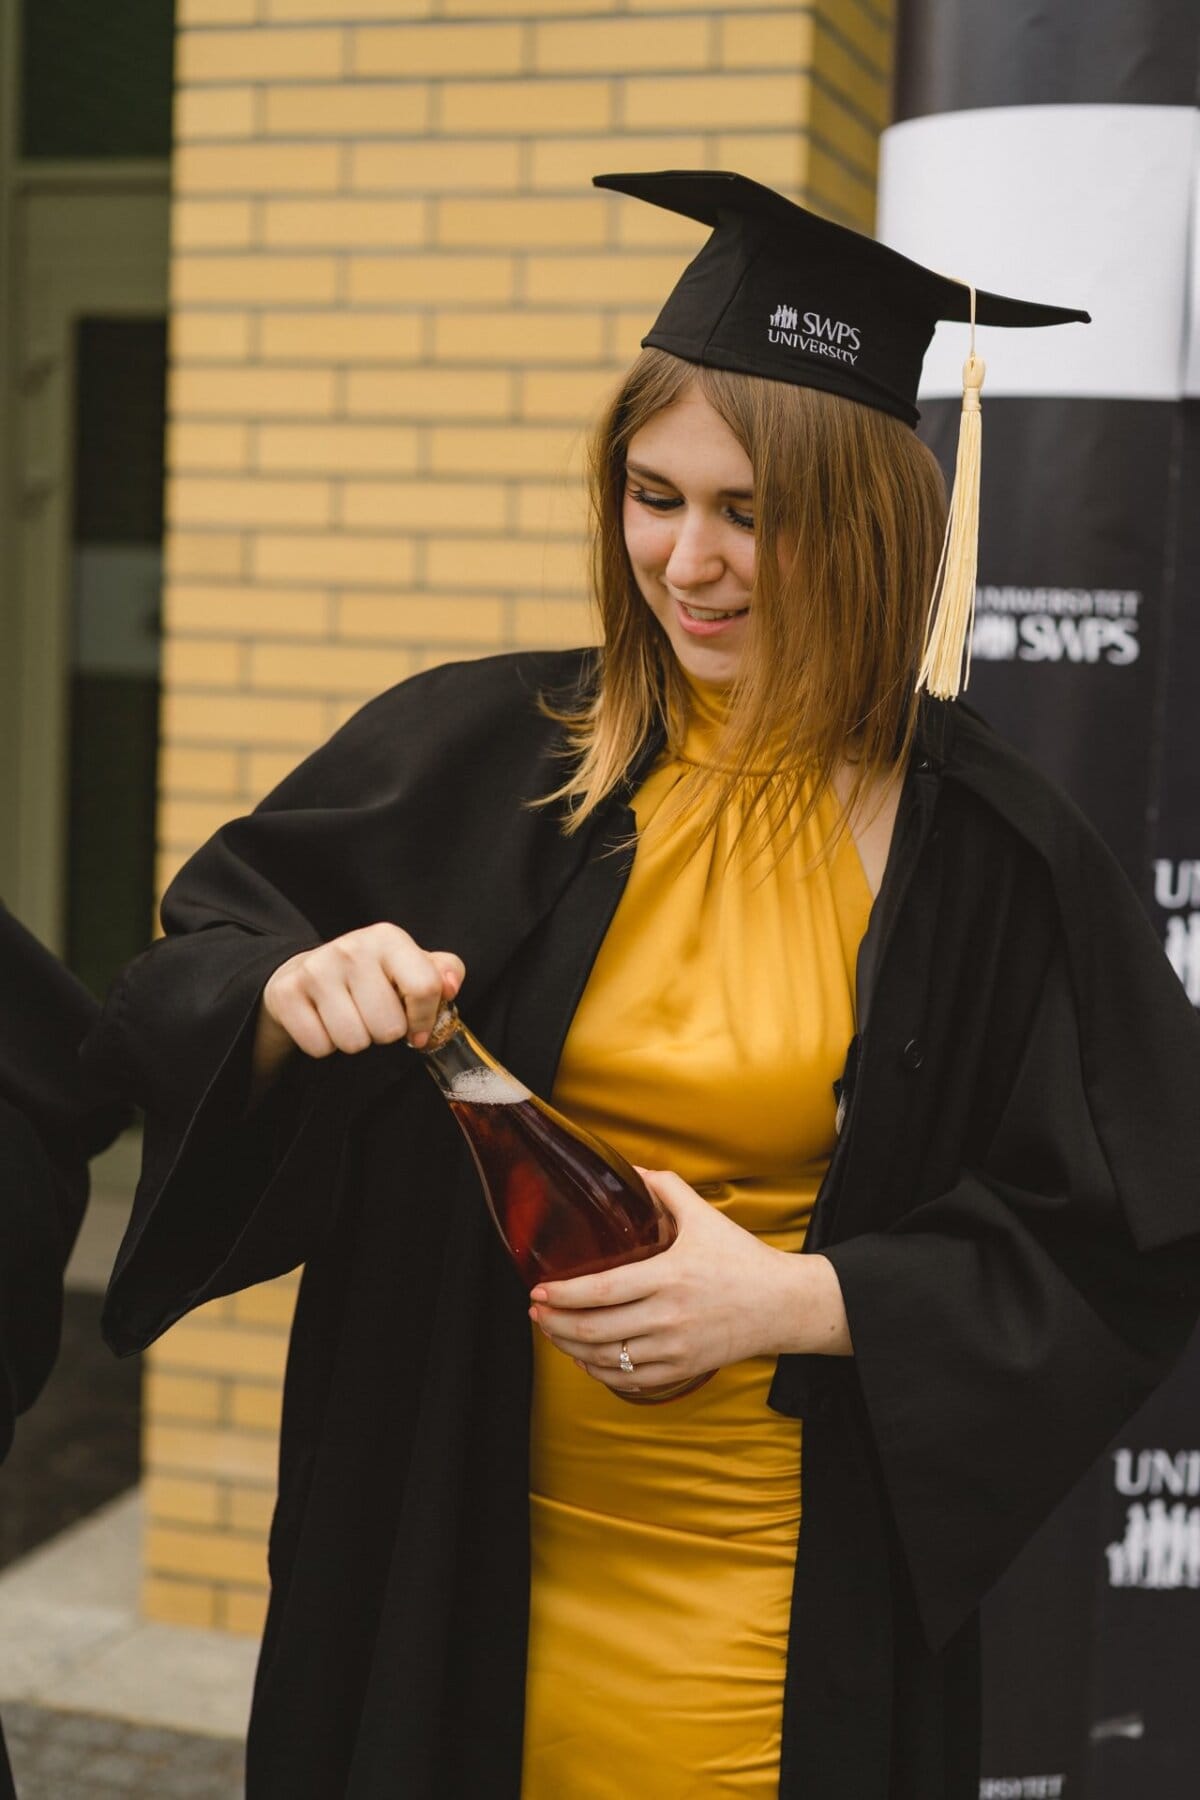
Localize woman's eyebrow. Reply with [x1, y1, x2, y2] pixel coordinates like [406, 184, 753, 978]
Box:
[625, 460, 754, 501]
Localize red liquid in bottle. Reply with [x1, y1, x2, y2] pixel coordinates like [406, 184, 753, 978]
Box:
[423, 1014, 712, 1405]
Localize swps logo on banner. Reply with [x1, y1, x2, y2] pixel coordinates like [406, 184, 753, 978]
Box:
[1106, 1447, 1200, 1588]
[970, 586, 1141, 665]
[979, 1778, 1066, 1798]
[1155, 860, 1200, 1006]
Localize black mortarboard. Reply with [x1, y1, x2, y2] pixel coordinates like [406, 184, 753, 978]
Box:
[593, 168, 1088, 428]
[593, 168, 1091, 697]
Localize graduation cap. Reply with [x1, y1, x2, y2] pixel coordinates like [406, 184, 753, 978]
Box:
[593, 169, 1091, 700]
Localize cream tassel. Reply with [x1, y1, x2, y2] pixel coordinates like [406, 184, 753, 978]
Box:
[917, 289, 985, 701]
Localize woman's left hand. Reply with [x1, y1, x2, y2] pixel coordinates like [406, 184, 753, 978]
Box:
[529, 1166, 852, 1394]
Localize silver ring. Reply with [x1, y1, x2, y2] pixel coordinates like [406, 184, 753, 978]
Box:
[618, 1342, 636, 1376]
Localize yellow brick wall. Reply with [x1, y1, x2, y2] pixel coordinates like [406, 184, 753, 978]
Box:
[148, 0, 894, 1632]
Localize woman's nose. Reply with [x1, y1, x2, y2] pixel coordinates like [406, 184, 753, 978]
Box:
[663, 514, 723, 589]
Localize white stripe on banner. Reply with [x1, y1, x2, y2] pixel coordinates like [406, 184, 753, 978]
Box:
[878, 104, 1199, 402]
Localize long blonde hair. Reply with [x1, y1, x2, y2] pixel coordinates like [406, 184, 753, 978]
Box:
[537, 348, 947, 850]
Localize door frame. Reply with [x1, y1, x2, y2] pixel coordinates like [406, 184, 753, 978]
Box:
[0, 0, 169, 944]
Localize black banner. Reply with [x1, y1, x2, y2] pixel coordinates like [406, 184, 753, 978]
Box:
[885, 5, 1200, 1795]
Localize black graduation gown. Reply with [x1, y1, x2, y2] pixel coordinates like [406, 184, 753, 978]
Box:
[85, 649, 1200, 1800]
[0, 903, 129, 1797]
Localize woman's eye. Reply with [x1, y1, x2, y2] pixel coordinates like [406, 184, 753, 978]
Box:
[628, 486, 680, 513]
[627, 486, 754, 531]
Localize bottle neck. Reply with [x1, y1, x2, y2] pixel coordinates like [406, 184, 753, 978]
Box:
[418, 1006, 531, 1105]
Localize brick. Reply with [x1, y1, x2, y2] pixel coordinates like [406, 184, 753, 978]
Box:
[433, 309, 604, 365]
[170, 311, 253, 361]
[718, 9, 817, 71]
[166, 532, 245, 579]
[809, 83, 880, 174]
[262, 198, 425, 250]
[616, 197, 709, 249]
[172, 366, 337, 418]
[440, 79, 611, 137]
[443, 0, 595, 14]
[221, 1589, 271, 1636]
[253, 533, 415, 587]
[351, 23, 523, 78]
[520, 367, 622, 424]
[524, 251, 688, 305]
[174, 141, 341, 195]
[815, 0, 892, 73]
[257, 422, 419, 475]
[431, 422, 582, 479]
[613, 307, 658, 361]
[347, 253, 514, 305]
[260, 310, 422, 364]
[345, 367, 512, 420]
[166, 584, 330, 637]
[426, 536, 585, 595]
[178, 0, 256, 20]
[166, 420, 252, 472]
[806, 142, 876, 231]
[143, 1577, 218, 1630]
[160, 795, 244, 849]
[437, 195, 605, 250]
[529, 134, 706, 191]
[144, 1370, 225, 1424]
[230, 1379, 285, 1431]
[712, 132, 806, 191]
[249, 640, 414, 693]
[231, 1282, 299, 1328]
[267, 0, 432, 17]
[624, 72, 808, 130]
[177, 26, 344, 84]
[534, 15, 709, 73]
[337, 592, 506, 641]
[157, 745, 242, 797]
[228, 1485, 277, 1533]
[172, 199, 256, 252]
[512, 597, 598, 646]
[155, 1317, 290, 1380]
[168, 475, 334, 529]
[162, 690, 326, 747]
[264, 82, 430, 137]
[173, 85, 256, 141]
[161, 635, 243, 687]
[172, 254, 338, 306]
[515, 480, 588, 541]
[811, 18, 890, 117]
[351, 138, 520, 194]
[145, 1422, 280, 1483]
[146, 1475, 223, 1527]
[147, 1524, 268, 1588]
[341, 480, 507, 533]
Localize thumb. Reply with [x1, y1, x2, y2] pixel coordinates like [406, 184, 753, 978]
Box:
[431, 951, 466, 999]
[633, 1165, 700, 1218]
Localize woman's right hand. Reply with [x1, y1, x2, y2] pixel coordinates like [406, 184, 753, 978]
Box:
[253, 925, 465, 1082]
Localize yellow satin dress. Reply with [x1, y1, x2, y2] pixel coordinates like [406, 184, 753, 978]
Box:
[521, 681, 873, 1797]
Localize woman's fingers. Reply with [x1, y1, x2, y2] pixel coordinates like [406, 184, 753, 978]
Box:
[262, 925, 467, 1058]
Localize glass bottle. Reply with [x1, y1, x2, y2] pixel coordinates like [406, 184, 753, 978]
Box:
[418, 1006, 712, 1405]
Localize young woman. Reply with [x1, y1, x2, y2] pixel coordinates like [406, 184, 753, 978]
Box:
[89, 174, 1200, 1799]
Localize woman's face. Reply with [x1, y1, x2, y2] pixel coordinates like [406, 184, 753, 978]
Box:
[622, 386, 756, 687]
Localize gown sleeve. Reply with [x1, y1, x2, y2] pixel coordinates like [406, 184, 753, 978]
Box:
[820, 919, 1200, 1653]
[0, 904, 128, 1456]
[85, 681, 430, 1357]
[85, 651, 591, 1357]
